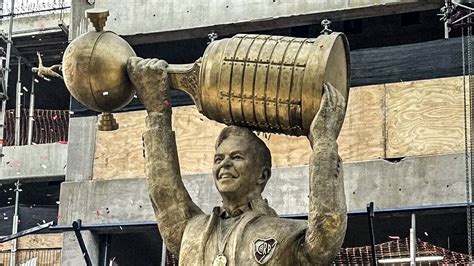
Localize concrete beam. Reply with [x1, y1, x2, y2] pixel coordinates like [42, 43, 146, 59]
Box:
[59, 153, 466, 224]
[0, 143, 67, 182]
[93, 0, 442, 44]
[0, 13, 70, 36]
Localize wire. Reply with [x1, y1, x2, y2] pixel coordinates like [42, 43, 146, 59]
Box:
[464, 13, 474, 262]
[462, 20, 472, 266]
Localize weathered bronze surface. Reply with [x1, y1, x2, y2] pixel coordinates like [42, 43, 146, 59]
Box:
[62, 9, 349, 264]
[31, 52, 62, 80]
[200, 33, 350, 135]
[61, 10, 349, 135]
[62, 9, 135, 130]
[127, 56, 348, 265]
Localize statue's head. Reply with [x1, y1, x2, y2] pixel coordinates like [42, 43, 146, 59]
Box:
[213, 126, 272, 198]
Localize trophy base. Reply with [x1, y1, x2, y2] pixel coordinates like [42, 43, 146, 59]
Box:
[97, 112, 119, 131]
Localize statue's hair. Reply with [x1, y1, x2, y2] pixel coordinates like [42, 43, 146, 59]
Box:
[215, 126, 271, 168]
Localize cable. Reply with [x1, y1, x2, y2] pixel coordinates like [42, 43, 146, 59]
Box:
[462, 19, 473, 265]
[467, 13, 474, 263]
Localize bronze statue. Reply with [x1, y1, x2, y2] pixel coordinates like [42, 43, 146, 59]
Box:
[32, 51, 63, 81]
[127, 57, 347, 265]
[59, 9, 350, 265]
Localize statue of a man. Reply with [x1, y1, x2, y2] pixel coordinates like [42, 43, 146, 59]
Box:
[127, 57, 347, 265]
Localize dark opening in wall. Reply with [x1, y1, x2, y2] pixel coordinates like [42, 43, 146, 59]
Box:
[290, 25, 310, 38]
[401, 11, 421, 26]
[343, 19, 363, 34]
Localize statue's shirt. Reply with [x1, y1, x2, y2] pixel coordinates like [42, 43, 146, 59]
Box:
[179, 204, 311, 265]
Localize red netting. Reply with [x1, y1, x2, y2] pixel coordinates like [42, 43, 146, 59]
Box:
[2, 109, 69, 146]
[333, 238, 471, 265]
[165, 238, 471, 265]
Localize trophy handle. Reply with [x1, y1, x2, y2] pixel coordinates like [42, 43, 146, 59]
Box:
[167, 60, 202, 112]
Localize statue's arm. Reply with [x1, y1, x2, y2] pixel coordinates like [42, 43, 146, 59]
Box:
[300, 83, 347, 265]
[128, 57, 204, 256]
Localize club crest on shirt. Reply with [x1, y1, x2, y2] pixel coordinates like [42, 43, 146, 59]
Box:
[254, 238, 277, 264]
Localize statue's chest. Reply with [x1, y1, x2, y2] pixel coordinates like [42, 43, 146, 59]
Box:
[179, 214, 305, 266]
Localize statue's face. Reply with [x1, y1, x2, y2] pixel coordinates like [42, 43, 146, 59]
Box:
[213, 135, 261, 196]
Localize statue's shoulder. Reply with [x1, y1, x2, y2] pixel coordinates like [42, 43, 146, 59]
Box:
[187, 212, 212, 228]
[248, 215, 307, 240]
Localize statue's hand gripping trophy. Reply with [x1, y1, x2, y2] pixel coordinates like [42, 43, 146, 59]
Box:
[62, 8, 350, 265]
[126, 58, 171, 120]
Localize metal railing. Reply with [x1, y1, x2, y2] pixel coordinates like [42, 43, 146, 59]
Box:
[0, 248, 61, 265]
[1, 0, 71, 18]
[3, 109, 69, 146]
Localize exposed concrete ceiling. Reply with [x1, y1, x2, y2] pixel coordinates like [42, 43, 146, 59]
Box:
[2, 28, 68, 67]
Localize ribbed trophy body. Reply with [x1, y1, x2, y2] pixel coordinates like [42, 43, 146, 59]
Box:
[199, 33, 350, 136]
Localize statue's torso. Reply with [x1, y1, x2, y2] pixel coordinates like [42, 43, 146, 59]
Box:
[179, 210, 310, 265]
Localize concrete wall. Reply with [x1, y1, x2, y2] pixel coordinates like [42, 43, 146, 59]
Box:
[1, 12, 70, 35]
[66, 116, 97, 182]
[59, 153, 466, 224]
[91, 0, 442, 43]
[0, 143, 67, 181]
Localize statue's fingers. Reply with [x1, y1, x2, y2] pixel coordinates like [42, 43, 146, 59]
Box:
[333, 86, 345, 110]
[331, 84, 340, 109]
[156, 60, 168, 69]
[320, 83, 330, 108]
[127, 57, 142, 67]
[127, 57, 143, 75]
[145, 58, 158, 69]
[150, 59, 168, 72]
[324, 82, 336, 108]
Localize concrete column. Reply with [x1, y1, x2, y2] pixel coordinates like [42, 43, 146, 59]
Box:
[65, 116, 97, 182]
[61, 231, 100, 266]
[70, 0, 94, 41]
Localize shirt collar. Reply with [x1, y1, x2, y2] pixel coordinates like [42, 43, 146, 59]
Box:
[218, 196, 278, 219]
[219, 203, 251, 219]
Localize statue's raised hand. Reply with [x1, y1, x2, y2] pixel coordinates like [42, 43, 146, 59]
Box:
[127, 57, 170, 114]
[308, 82, 346, 144]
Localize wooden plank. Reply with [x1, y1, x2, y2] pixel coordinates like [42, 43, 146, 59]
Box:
[17, 233, 63, 249]
[386, 76, 466, 158]
[0, 233, 63, 250]
[94, 110, 147, 180]
[338, 84, 385, 161]
[93, 84, 384, 179]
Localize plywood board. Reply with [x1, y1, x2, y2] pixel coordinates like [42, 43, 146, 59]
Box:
[0, 233, 63, 250]
[386, 76, 466, 158]
[94, 110, 147, 180]
[338, 84, 385, 161]
[93, 84, 385, 179]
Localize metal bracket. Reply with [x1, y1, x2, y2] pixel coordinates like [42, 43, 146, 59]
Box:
[72, 219, 93, 266]
[320, 19, 333, 35]
[0, 221, 52, 243]
[207, 31, 218, 44]
[367, 202, 377, 266]
[440, 0, 474, 37]
[58, 21, 69, 37]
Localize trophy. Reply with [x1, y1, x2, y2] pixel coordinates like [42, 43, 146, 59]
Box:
[62, 9, 350, 136]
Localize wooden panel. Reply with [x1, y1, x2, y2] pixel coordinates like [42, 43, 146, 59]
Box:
[338, 84, 385, 161]
[0, 233, 63, 250]
[93, 84, 384, 179]
[386, 76, 466, 158]
[94, 110, 147, 180]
